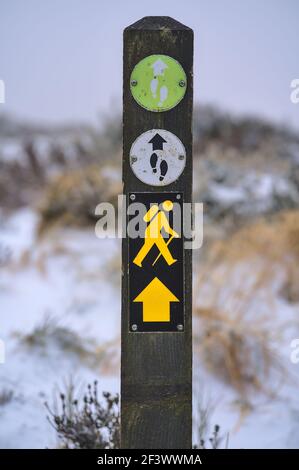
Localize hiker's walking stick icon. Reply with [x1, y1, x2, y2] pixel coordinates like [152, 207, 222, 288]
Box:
[152, 235, 174, 266]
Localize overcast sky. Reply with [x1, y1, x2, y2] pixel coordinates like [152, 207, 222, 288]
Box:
[1, 0, 298, 129]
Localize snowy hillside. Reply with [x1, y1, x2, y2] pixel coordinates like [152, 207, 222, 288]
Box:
[1, 107, 299, 448]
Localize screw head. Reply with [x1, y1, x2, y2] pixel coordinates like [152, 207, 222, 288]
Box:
[177, 324, 184, 331]
[131, 80, 137, 87]
[130, 194, 136, 201]
[131, 156, 137, 163]
[131, 324, 138, 331]
[179, 80, 186, 87]
[178, 155, 185, 160]
[176, 194, 181, 200]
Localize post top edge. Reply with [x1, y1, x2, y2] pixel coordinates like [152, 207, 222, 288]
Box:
[125, 16, 193, 32]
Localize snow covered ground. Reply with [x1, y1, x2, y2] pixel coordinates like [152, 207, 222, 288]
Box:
[0, 208, 299, 448]
[0, 209, 120, 448]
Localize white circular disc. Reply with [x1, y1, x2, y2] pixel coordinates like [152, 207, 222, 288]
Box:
[129, 129, 186, 186]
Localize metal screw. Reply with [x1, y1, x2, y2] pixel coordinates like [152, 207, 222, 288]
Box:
[179, 80, 186, 87]
[177, 324, 184, 331]
[131, 156, 137, 163]
[131, 80, 138, 87]
[176, 194, 181, 200]
[130, 194, 136, 201]
[178, 155, 185, 160]
[131, 324, 138, 331]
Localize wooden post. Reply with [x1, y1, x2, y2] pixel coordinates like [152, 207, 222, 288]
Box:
[121, 16, 193, 449]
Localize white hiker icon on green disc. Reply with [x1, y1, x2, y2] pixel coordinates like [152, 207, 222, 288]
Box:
[130, 54, 187, 112]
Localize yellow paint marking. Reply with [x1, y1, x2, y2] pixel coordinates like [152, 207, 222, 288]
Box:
[133, 277, 179, 322]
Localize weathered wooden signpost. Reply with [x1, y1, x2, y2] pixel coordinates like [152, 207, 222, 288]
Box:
[122, 16, 193, 449]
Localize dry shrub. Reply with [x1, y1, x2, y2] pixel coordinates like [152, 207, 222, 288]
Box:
[194, 210, 299, 395]
[46, 380, 120, 449]
[194, 307, 284, 395]
[38, 164, 121, 234]
[15, 316, 98, 363]
[46, 379, 224, 449]
[15, 315, 118, 373]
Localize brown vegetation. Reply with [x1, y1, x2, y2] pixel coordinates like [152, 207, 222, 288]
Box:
[38, 164, 121, 234]
[194, 210, 299, 394]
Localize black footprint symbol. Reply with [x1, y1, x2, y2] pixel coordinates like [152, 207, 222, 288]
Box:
[150, 153, 158, 173]
[159, 160, 168, 181]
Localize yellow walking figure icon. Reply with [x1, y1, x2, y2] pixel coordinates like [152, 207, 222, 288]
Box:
[133, 200, 179, 268]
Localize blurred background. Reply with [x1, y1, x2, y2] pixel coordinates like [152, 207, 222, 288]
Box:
[0, 0, 299, 449]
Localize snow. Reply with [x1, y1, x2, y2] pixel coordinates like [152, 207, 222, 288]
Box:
[209, 184, 246, 207]
[201, 168, 299, 219]
[193, 366, 299, 448]
[0, 209, 120, 448]
[0, 139, 25, 163]
[0, 208, 299, 448]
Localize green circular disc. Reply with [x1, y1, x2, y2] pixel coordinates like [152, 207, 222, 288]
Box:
[130, 54, 187, 112]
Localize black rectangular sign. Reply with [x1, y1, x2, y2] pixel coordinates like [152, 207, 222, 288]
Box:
[128, 192, 184, 332]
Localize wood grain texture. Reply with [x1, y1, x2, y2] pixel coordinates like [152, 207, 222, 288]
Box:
[121, 16, 193, 449]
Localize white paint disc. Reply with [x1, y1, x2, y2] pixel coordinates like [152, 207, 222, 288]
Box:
[129, 129, 186, 186]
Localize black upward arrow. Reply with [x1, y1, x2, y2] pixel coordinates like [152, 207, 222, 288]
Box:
[149, 133, 167, 151]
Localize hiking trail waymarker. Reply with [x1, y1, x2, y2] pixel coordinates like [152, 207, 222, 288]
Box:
[122, 16, 193, 449]
[130, 54, 187, 112]
[129, 192, 184, 332]
[130, 129, 186, 186]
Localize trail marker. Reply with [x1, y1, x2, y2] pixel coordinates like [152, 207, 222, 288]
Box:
[130, 129, 186, 186]
[134, 277, 179, 323]
[122, 16, 193, 449]
[129, 192, 184, 333]
[130, 54, 187, 112]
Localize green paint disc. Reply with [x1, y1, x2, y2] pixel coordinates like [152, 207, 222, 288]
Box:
[130, 54, 187, 112]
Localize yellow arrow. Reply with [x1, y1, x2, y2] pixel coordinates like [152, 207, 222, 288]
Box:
[133, 277, 179, 322]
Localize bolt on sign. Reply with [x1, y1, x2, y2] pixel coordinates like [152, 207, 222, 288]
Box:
[129, 192, 184, 332]
[130, 54, 187, 112]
